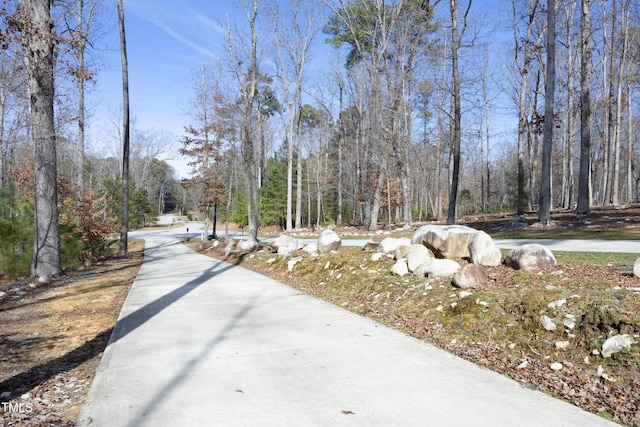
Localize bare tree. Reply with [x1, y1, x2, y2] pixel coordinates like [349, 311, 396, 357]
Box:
[538, 0, 555, 224]
[18, 0, 62, 281]
[577, 0, 592, 215]
[116, 0, 130, 255]
[446, 0, 472, 225]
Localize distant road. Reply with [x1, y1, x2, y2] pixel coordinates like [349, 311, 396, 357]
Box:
[148, 216, 640, 254]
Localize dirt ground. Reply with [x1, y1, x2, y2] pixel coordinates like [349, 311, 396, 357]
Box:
[0, 241, 144, 426]
[1, 207, 640, 426]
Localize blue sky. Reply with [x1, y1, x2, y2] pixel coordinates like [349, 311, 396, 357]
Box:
[89, 0, 510, 177]
[90, 0, 234, 176]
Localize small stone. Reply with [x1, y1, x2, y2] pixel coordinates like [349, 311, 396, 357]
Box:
[562, 314, 576, 330]
[458, 291, 473, 298]
[545, 285, 556, 290]
[555, 341, 570, 349]
[548, 299, 567, 309]
[508, 343, 516, 349]
[266, 258, 277, 265]
[287, 256, 303, 271]
[436, 305, 444, 312]
[0, 291, 5, 298]
[517, 360, 528, 369]
[370, 253, 383, 261]
[540, 315, 557, 331]
[21, 393, 31, 400]
[550, 362, 563, 371]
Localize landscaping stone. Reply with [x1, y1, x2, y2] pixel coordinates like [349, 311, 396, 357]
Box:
[426, 259, 460, 278]
[412, 224, 477, 259]
[452, 264, 488, 289]
[504, 244, 557, 271]
[601, 334, 634, 358]
[468, 230, 502, 267]
[391, 260, 409, 276]
[407, 244, 433, 272]
[634, 258, 640, 279]
[317, 229, 341, 253]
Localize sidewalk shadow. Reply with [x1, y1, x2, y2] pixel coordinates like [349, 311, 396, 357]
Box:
[0, 328, 113, 402]
[108, 259, 236, 345]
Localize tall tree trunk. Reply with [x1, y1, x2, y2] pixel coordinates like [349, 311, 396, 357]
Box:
[577, 0, 592, 215]
[539, 0, 555, 224]
[19, 0, 62, 281]
[116, 0, 130, 255]
[447, 0, 468, 225]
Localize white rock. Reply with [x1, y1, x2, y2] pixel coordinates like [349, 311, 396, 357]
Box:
[391, 260, 409, 276]
[302, 244, 318, 253]
[562, 314, 576, 330]
[550, 362, 563, 371]
[287, 256, 303, 271]
[540, 315, 557, 331]
[317, 229, 341, 253]
[555, 341, 570, 349]
[517, 360, 528, 369]
[378, 237, 411, 254]
[0, 291, 5, 298]
[458, 291, 474, 298]
[548, 299, 567, 309]
[370, 252, 384, 261]
[426, 259, 461, 278]
[601, 334, 635, 358]
[407, 244, 432, 272]
[468, 230, 502, 267]
[266, 257, 277, 265]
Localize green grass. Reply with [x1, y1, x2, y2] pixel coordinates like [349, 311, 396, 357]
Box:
[492, 229, 640, 240]
[500, 248, 637, 266]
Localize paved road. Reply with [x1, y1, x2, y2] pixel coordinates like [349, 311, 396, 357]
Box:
[78, 224, 619, 426]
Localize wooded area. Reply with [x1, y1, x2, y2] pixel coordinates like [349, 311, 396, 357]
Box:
[1, 0, 639, 279]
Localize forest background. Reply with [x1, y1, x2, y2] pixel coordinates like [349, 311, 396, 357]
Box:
[0, 0, 638, 279]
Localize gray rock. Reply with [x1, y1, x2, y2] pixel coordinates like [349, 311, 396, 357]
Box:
[363, 234, 383, 251]
[301, 244, 318, 254]
[317, 229, 341, 253]
[378, 237, 411, 254]
[407, 244, 433, 272]
[239, 238, 259, 252]
[391, 260, 409, 276]
[504, 244, 557, 271]
[272, 235, 302, 255]
[426, 259, 460, 278]
[504, 215, 529, 230]
[394, 244, 411, 261]
[540, 315, 557, 331]
[411, 224, 478, 259]
[601, 334, 634, 358]
[468, 231, 502, 267]
[287, 256, 303, 271]
[452, 264, 488, 289]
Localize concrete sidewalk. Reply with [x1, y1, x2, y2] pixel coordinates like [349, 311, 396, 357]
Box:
[78, 227, 618, 426]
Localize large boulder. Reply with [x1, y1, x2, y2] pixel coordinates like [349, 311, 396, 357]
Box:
[452, 264, 488, 289]
[468, 231, 502, 267]
[363, 234, 383, 251]
[391, 260, 409, 276]
[272, 235, 302, 256]
[504, 244, 557, 271]
[317, 229, 341, 253]
[394, 242, 411, 260]
[504, 215, 529, 231]
[407, 244, 433, 272]
[425, 259, 461, 278]
[378, 237, 411, 254]
[411, 225, 478, 259]
[238, 238, 259, 252]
